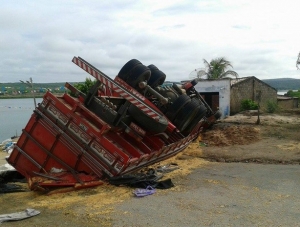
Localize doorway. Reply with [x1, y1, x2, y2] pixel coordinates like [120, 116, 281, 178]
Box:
[199, 92, 219, 111]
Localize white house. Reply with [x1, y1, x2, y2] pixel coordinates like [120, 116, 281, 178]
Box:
[192, 78, 231, 119]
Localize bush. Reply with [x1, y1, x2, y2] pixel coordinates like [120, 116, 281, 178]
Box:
[266, 100, 278, 113]
[286, 90, 300, 98]
[72, 78, 97, 95]
[241, 99, 258, 111]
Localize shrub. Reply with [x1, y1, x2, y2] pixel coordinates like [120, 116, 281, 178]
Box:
[241, 99, 258, 111]
[286, 90, 300, 98]
[266, 100, 278, 113]
[72, 78, 97, 95]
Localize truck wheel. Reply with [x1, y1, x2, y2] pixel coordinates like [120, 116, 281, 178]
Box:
[173, 98, 201, 132]
[128, 104, 168, 133]
[182, 104, 207, 136]
[126, 64, 151, 89]
[147, 64, 166, 88]
[165, 94, 191, 121]
[214, 110, 222, 120]
[118, 59, 141, 81]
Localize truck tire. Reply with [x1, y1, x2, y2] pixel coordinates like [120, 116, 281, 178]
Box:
[173, 98, 201, 132]
[126, 64, 151, 89]
[147, 64, 166, 88]
[182, 104, 207, 136]
[118, 59, 141, 81]
[214, 110, 222, 120]
[165, 94, 191, 121]
[128, 104, 168, 133]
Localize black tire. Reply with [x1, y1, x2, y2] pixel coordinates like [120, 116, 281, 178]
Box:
[126, 64, 151, 89]
[128, 104, 168, 133]
[147, 64, 166, 88]
[165, 94, 191, 121]
[182, 104, 207, 136]
[118, 59, 141, 81]
[214, 110, 222, 120]
[173, 98, 201, 132]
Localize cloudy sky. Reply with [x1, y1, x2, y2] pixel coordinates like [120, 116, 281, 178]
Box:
[1, 0, 299, 83]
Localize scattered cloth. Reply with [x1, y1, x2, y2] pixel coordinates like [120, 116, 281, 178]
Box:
[0, 169, 25, 184]
[109, 168, 174, 189]
[0, 208, 40, 223]
[154, 178, 174, 189]
[0, 183, 27, 193]
[133, 186, 156, 197]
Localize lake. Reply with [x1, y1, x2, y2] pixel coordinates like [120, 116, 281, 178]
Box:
[277, 90, 298, 95]
[0, 98, 43, 143]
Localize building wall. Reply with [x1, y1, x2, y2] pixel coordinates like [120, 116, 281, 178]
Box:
[277, 98, 299, 109]
[230, 77, 277, 114]
[194, 79, 231, 119]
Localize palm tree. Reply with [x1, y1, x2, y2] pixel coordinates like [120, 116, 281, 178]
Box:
[197, 57, 239, 80]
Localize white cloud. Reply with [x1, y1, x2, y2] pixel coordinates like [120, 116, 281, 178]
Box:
[0, 0, 299, 83]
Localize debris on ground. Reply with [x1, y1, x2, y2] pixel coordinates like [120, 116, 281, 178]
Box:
[133, 186, 156, 197]
[108, 168, 174, 189]
[0, 208, 40, 224]
[201, 124, 260, 146]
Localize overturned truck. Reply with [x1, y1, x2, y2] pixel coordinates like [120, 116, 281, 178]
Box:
[7, 57, 221, 192]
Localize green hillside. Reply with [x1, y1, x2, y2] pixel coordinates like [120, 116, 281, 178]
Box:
[262, 78, 300, 90]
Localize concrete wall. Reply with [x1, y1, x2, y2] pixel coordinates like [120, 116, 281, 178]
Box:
[230, 77, 277, 114]
[194, 79, 231, 119]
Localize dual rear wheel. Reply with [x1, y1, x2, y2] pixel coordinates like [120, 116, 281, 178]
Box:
[118, 60, 206, 134]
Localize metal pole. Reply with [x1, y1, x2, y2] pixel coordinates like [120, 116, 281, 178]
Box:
[20, 77, 36, 108]
[30, 77, 37, 108]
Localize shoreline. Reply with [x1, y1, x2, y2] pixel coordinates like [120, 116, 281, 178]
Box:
[0, 93, 63, 99]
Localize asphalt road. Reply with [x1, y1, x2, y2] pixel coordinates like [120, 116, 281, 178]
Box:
[113, 163, 300, 227]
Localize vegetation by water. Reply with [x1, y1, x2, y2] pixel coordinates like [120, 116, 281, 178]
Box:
[286, 90, 300, 98]
[0, 82, 79, 99]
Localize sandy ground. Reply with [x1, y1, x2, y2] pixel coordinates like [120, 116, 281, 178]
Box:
[0, 110, 300, 226]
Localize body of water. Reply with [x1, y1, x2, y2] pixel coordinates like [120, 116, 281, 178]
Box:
[277, 90, 298, 95]
[0, 98, 43, 143]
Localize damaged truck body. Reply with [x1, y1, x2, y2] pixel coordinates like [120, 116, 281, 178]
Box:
[7, 57, 221, 192]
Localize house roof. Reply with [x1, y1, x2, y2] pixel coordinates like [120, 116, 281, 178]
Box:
[277, 95, 299, 100]
[230, 77, 249, 86]
[231, 76, 277, 91]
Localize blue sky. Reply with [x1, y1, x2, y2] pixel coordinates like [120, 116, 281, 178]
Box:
[1, 0, 299, 83]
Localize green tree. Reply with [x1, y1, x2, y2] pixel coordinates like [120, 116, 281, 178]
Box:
[73, 78, 97, 94]
[197, 57, 239, 79]
[286, 89, 300, 98]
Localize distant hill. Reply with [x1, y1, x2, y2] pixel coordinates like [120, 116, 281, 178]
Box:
[0, 82, 80, 98]
[262, 78, 300, 90]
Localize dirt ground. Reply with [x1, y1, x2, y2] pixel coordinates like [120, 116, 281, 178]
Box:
[200, 109, 300, 164]
[0, 109, 300, 226]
